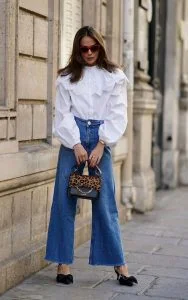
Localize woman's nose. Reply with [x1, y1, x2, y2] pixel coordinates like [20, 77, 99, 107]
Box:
[88, 49, 92, 55]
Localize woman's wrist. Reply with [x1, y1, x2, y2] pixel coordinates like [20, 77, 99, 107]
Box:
[98, 139, 105, 146]
[73, 143, 81, 150]
[97, 141, 105, 149]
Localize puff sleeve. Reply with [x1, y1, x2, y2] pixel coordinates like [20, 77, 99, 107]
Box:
[53, 77, 81, 149]
[98, 72, 128, 146]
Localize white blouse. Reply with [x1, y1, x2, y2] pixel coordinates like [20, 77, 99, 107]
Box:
[53, 65, 128, 149]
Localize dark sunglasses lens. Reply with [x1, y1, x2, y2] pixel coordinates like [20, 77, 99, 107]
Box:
[80, 47, 89, 53]
[80, 45, 100, 53]
[90, 45, 99, 52]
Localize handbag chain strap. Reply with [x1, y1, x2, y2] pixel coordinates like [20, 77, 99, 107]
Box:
[73, 163, 102, 176]
[76, 186, 93, 195]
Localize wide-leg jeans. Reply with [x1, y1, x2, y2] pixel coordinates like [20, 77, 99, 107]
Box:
[45, 116, 126, 266]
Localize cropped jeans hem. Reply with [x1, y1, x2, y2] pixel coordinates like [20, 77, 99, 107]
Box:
[89, 261, 126, 266]
[45, 256, 73, 265]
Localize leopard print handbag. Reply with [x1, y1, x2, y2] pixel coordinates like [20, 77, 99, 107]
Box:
[68, 165, 102, 200]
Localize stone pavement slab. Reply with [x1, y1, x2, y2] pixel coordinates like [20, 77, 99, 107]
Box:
[113, 294, 172, 300]
[179, 239, 188, 246]
[139, 265, 188, 279]
[0, 286, 115, 300]
[123, 234, 180, 245]
[154, 244, 188, 258]
[127, 252, 188, 269]
[96, 274, 156, 295]
[1, 187, 188, 300]
[145, 277, 188, 299]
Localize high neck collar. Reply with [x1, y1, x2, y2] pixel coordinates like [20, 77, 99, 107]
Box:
[84, 65, 98, 69]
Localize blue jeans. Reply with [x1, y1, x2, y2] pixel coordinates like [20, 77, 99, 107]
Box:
[45, 116, 126, 266]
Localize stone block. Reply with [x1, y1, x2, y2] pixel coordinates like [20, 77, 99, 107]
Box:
[17, 104, 32, 141]
[78, 197, 91, 218]
[53, 0, 59, 21]
[179, 153, 188, 185]
[18, 57, 47, 100]
[49, 19, 59, 106]
[0, 119, 7, 139]
[0, 141, 18, 154]
[113, 161, 122, 206]
[133, 168, 155, 212]
[31, 186, 47, 241]
[0, 266, 6, 295]
[0, 195, 12, 230]
[30, 246, 47, 273]
[18, 10, 33, 55]
[32, 104, 47, 139]
[13, 190, 31, 225]
[75, 221, 91, 248]
[9, 118, 16, 139]
[101, 2, 107, 38]
[12, 190, 31, 253]
[19, 0, 48, 16]
[133, 114, 153, 170]
[12, 221, 31, 254]
[46, 182, 54, 230]
[34, 17, 48, 58]
[6, 255, 31, 291]
[0, 229, 11, 262]
[162, 150, 179, 188]
[113, 136, 128, 162]
[0, 147, 58, 181]
[1, 0, 17, 109]
[179, 110, 188, 151]
[0, 1, 6, 106]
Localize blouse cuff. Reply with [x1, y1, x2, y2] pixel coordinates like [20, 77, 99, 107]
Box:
[72, 140, 81, 148]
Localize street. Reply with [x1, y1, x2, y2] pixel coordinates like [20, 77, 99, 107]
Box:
[1, 187, 188, 300]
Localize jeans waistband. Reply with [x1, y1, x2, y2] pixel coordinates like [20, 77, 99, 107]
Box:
[74, 116, 104, 126]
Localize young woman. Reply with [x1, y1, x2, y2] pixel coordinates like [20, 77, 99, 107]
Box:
[45, 26, 137, 287]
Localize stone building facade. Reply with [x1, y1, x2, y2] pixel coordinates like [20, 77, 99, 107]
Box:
[0, 0, 188, 294]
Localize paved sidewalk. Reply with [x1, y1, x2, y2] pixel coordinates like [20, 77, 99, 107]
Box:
[1, 187, 188, 300]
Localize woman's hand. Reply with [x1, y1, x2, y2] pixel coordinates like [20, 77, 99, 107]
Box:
[89, 142, 104, 168]
[73, 143, 88, 165]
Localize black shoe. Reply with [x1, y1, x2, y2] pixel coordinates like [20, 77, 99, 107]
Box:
[114, 267, 138, 286]
[56, 274, 73, 285]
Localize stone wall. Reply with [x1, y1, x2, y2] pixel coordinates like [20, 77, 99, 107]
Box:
[0, 0, 59, 294]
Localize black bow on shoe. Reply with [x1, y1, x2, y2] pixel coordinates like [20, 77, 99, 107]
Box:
[56, 274, 73, 285]
[119, 274, 138, 286]
[114, 267, 138, 286]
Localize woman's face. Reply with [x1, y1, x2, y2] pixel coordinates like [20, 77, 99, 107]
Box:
[80, 36, 100, 66]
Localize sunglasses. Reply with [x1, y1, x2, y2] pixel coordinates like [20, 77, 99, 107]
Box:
[80, 44, 100, 53]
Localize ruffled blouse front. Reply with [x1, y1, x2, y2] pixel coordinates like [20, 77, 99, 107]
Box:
[54, 65, 128, 148]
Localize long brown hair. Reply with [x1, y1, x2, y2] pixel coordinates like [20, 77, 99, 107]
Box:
[58, 26, 119, 83]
